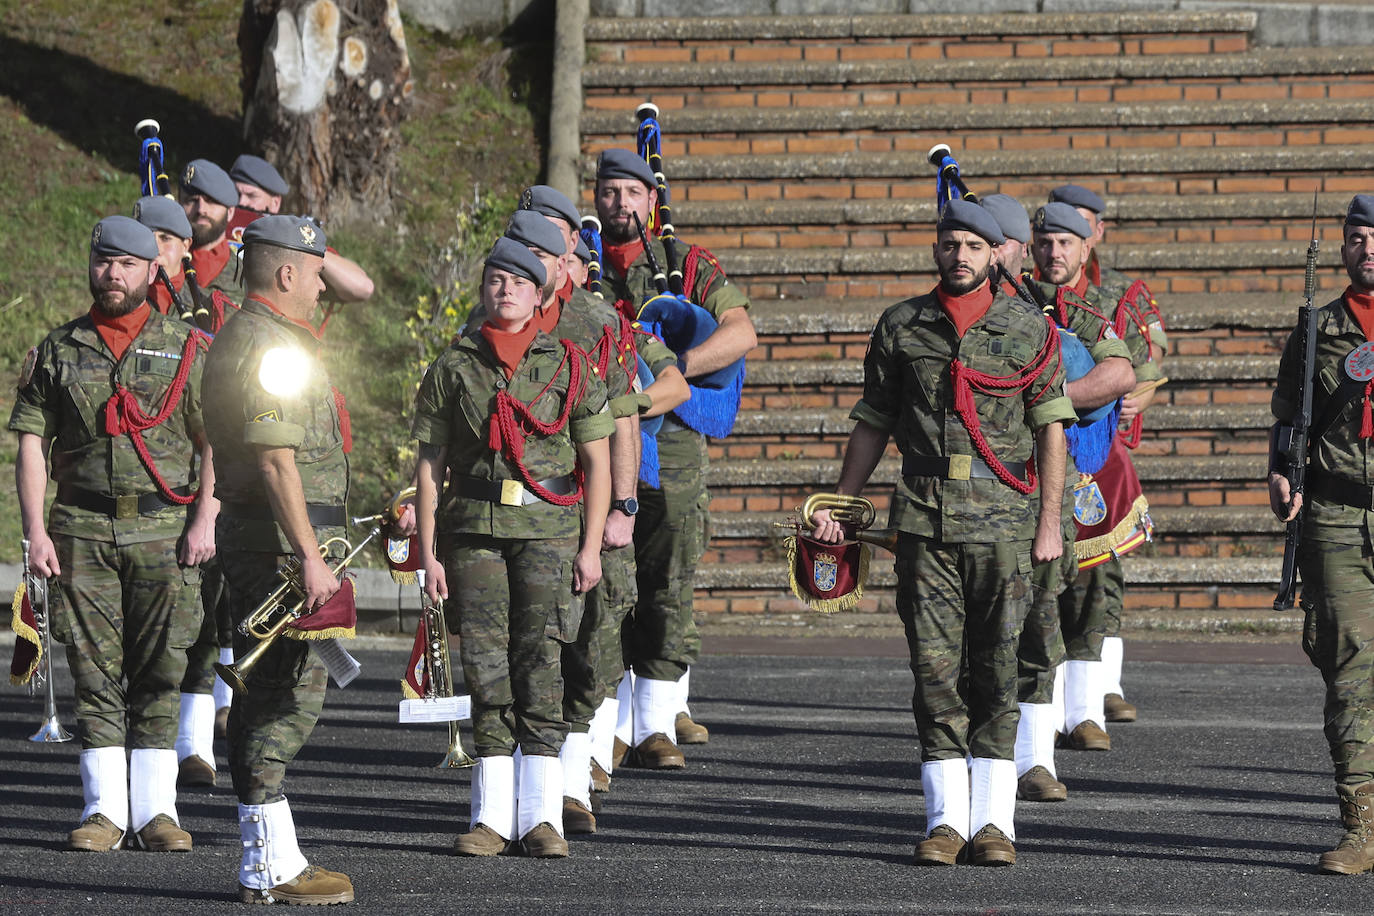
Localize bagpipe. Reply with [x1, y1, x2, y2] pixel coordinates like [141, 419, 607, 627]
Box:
[10, 539, 73, 742]
[926, 144, 1149, 565]
[135, 118, 213, 331]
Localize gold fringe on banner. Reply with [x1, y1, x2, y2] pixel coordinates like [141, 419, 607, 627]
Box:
[784, 535, 870, 614]
[1075, 495, 1152, 566]
[10, 582, 40, 687]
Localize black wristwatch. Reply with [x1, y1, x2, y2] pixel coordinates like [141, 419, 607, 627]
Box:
[612, 497, 639, 516]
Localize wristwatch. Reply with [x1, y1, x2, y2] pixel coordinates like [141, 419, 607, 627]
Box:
[611, 497, 639, 516]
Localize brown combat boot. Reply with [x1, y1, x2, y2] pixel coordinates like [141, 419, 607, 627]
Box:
[1319, 782, 1374, 875]
[1105, 693, 1138, 723]
[591, 760, 611, 793]
[612, 737, 630, 768]
[675, 712, 710, 745]
[563, 797, 597, 835]
[970, 825, 1017, 866]
[68, 814, 124, 852]
[1017, 766, 1068, 802]
[1065, 721, 1111, 752]
[178, 755, 216, 788]
[521, 823, 569, 858]
[630, 733, 685, 769]
[132, 814, 192, 851]
[913, 825, 965, 866]
[239, 864, 354, 904]
[452, 824, 510, 857]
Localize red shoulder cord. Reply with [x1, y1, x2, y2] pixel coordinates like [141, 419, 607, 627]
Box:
[1114, 279, 1160, 449]
[486, 340, 588, 507]
[207, 290, 236, 334]
[682, 244, 723, 297]
[1055, 286, 1110, 335]
[332, 387, 353, 454]
[103, 330, 210, 505]
[948, 315, 1062, 495]
[590, 314, 637, 392]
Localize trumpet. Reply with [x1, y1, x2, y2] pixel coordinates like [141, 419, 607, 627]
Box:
[22, 540, 72, 743]
[782, 493, 900, 553]
[416, 569, 475, 768]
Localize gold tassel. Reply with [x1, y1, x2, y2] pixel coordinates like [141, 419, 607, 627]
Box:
[389, 570, 419, 585]
[784, 535, 869, 614]
[283, 625, 357, 641]
[401, 680, 422, 700]
[1074, 494, 1152, 564]
[10, 582, 40, 687]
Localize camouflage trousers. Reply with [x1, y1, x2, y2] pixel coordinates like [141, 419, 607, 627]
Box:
[1018, 510, 1078, 705]
[219, 548, 328, 807]
[1060, 554, 1123, 661]
[179, 559, 234, 694]
[441, 532, 581, 758]
[562, 545, 637, 733]
[50, 534, 201, 750]
[624, 462, 707, 682]
[894, 534, 1032, 761]
[1298, 537, 1374, 786]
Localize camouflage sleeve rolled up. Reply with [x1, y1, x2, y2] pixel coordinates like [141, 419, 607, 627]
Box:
[8, 338, 60, 439]
[1020, 316, 1076, 433]
[609, 330, 677, 419]
[412, 348, 458, 447]
[1087, 335, 1132, 364]
[849, 305, 903, 434]
[570, 349, 615, 444]
[689, 246, 751, 321]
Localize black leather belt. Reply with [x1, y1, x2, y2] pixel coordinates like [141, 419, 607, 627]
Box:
[220, 501, 347, 527]
[57, 484, 191, 520]
[902, 455, 1027, 481]
[1307, 472, 1374, 511]
[452, 475, 575, 507]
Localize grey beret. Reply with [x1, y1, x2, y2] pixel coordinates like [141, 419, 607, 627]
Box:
[229, 154, 290, 196]
[132, 195, 193, 240]
[180, 159, 238, 209]
[505, 209, 567, 257]
[519, 185, 580, 226]
[1048, 184, 1106, 215]
[241, 214, 327, 257]
[484, 237, 547, 288]
[91, 215, 159, 261]
[979, 194, 1031, 244]
[936, 198, 1005, 245]
[573, 237, 592, 263]
[596, 148, 656, 188]
[1031, 202, 1092, 240]
[1346, 194, 1374, 229]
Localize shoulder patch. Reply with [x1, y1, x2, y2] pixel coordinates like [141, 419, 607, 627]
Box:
[17, 346, 37, 389]
[252, 409, 281, 424]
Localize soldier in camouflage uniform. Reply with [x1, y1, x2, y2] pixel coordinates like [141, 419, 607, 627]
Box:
[1029, 203, 1139, 755]
[1049, 184, 1169, 725]
[178, 159, 243, 298]
[414, 237, 613, 859]
[812, 200, 1074, 868]
[1270, 194, 1374, 875]
[201, 215, 354, 904]
[470, 190, 688, 832]
[10, 216, 215, 853]
[592, 149, 757, 769]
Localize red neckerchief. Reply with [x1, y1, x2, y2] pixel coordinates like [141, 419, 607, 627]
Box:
[604, 240, 645, 277]
[248, 294, 321, 341]
[479, 319, 538, 379]
[557, 275, 574, 303]
[934, 279, 995, 337]
[190, 238, 231, 287]
[532, 297, 562, 336]
[1345, 286, 1374, 342]
[90, 302, 152, 360]
[999, 279, 1018, 298]
[1070, 271, 1090, 298]
[1086, 252, 1102, 287]
[149, 269, 184, 315]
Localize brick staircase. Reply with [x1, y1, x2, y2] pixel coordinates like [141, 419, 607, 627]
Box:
[578, 10, 1374, 635]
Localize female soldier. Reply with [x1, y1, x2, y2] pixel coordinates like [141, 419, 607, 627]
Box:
[413, 237, 613, 858]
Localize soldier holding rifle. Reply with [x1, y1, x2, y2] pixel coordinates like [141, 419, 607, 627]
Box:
[811, 200, 1074, 867]
[9, 216, 216, 852]
[202, 215, 355, 904]
[1270, 194, 1374, 875]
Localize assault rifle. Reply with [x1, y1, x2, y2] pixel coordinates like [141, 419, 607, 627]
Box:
[1273, 193, 1322, 611]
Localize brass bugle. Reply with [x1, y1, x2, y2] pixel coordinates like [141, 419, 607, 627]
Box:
[416, 569, 475, 768]
[776, 492, 899, 553]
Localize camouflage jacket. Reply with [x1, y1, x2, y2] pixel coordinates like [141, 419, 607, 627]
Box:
[599, 234, 751, 467]
[8, 306, 206, 545]
[1273, 294, 1374, 546]
[851, 287, 1075, 543]
[202, 296, 349, 553]
[411, 329, 614, 539]
[190, 238, 244, 299]
[1090, 258, 1168, 373]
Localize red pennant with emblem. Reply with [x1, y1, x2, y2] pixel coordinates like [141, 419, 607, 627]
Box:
[9, 583, 41, 686]
[285, 578, 357, 640]
[386, 535, 422, 585]
[785, 534, 870, 614]
[400, 614, 431, 700]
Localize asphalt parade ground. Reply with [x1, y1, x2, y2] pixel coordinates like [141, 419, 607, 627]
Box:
[0, 637, 1366, 915]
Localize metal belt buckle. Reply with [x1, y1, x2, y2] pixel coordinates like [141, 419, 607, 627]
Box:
[114, 494, 139, 519]
[499, 479, 524, 507]
[947, 455, 972, 481]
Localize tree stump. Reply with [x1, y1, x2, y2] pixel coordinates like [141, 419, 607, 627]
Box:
[239, 0, 412, 226]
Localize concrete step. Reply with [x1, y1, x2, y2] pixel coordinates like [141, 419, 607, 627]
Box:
[583, 47, 1370, 96]
[694, 556, 1276, 590]
[584, 11, 1258, 45]
[707, 454, 1261, 491]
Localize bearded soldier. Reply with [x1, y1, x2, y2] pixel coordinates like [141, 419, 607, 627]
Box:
[812, 200, 1073, 866]
[10, 216, 216, 851]
[179, 159, 242, 297]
